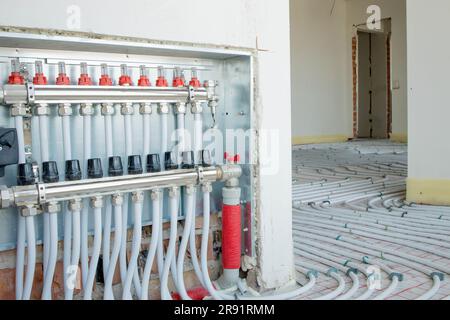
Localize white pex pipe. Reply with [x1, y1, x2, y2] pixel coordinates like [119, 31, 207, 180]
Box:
[83, 205, 102, 300]
[140, 191, 161, 300]
[119, 113, 133, 288]
[289, 144, 450, 300]
[15, 215, 25, 300]
[102, 114, 113, 280]
[176, 113, 185, 153]
[14, 116, 26, 300]
[16, 115, 37, 301]
[104, 197, 123, 300]
[160, 190, 180, 300]
[62, 115, 73, 299]
[119, 198, 128, 285]
[22, 215, 36, 300]
[39, 115, 58, 300]
[189, 112, 205, 288]
[39, 115, 50, 280]
[122, 112, 143, 296]
[42, 212, 57, 300]
[200, 188, 234, 300]
[67, 207, 81, 300]
[175, 188, 195, 300]
[122, 194, 143, 300]
[156, 113, 168, 279]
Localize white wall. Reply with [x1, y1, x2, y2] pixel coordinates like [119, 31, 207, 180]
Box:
[346, 0, 407, 139]
[290, 0, 350, 140]
[0, 0, 294, 289]
[290, 0, 407, 142]
[407, 0, 450, 180]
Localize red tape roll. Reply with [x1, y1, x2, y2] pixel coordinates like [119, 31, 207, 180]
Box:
[222, 204, 241, 270]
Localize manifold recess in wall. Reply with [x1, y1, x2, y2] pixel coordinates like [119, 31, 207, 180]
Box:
[0, 30, 255, 300]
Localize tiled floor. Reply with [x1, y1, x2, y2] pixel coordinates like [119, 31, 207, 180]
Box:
[292, 140, 450, 300]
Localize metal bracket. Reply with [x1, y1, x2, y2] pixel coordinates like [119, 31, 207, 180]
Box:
[26, 82, 35, 105]
[37, 183, 46, 204]
[188, 85, 195, 102]
[197, 166, 204, 185]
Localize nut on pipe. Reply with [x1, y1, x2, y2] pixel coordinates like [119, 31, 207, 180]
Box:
[0, 185, 14, 209]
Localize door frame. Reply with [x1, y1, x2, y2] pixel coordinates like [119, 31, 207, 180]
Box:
[352, 18, 392, 139]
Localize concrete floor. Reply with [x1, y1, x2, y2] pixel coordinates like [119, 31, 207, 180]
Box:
[291, 140, 450, 300]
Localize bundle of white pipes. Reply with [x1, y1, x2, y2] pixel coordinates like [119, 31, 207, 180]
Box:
[6, 61, 249, 301]
[291, 141, 450, 300]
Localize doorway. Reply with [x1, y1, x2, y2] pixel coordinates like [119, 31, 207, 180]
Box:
[356, 28, 392, 139]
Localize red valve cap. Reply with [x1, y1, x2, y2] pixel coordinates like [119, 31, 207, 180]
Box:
[172, 77, 185, 87]
[56, 74, 70, 85]
[33, 73, 48, 85]
[78, 74, 92, 86]
[156, 77, 168, 87]
[189, 77, 202, 88]
[99, 75, 113, 86]
[8, 72, 24, 85]
[138, 76, 151, 87]
[119, 75, 133, 86]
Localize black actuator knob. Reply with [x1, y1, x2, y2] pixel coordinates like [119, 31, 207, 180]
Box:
[128, 155, 143, 175]
[65, 160, 82, 181]
[146, 154, 161, 173]
[42, 161, 59, 183]
[17, 163, 35, 186]
[199, 149, 212, 167]
[181, 151, 195, 169]
[87, 158, 103, 179]
[108, 156, 124, 177]
[164, 151, 179, 171]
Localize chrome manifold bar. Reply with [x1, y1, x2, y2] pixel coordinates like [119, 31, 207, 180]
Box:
[0, 165, 242, 213]
[0, 82, 217, 105]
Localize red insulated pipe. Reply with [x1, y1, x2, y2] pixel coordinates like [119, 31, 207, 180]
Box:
[221, 204, 241, 270]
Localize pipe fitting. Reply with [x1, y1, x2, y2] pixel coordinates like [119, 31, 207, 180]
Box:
[11, 104, 28, 117]
[139, 103, 152, 114]
[168, 186, 179, 198]
[45, 201, 61, 214]
[58, 103, 73, 116]
[131, 191, 145, 203]
[90, 196, 104, 209]
[20, 205, 39, 217]
[68, 198, 83, 212]
[218, 164, 242, 182]
[120, 103, 134, 115]
[150, 189, 161, 201]
[202, 183, 213, 193]
[204, 80, 218, 98]
[174, 102, 187, 114]
[191, 101, 203, 114]
[157, 103, 170, 114]
[185, 185, 195, 195]
[0, 186, 12, 209]
[35, 104, 50, 116]
[80, 103, 95, 116]
[101, 103, 115, 115]
[112, 194, 124, 206]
